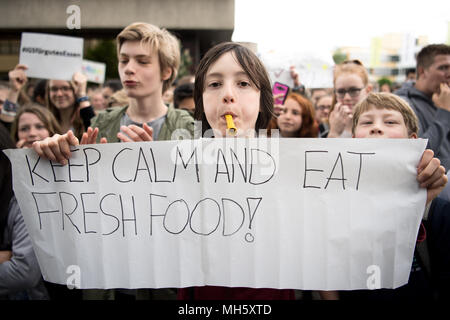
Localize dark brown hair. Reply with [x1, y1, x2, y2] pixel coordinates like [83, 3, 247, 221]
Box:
[194, 42, 273, 135]
[416, 44, 450, 73]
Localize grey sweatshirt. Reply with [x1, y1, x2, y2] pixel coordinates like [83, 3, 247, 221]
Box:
[0, 196, 48, 299]
[395, 84, 450, 171]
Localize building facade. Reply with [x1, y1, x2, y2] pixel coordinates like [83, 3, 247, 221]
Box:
[0, 0, 235, 79]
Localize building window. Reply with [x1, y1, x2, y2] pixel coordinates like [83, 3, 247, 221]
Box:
[0, 40, 20, 55]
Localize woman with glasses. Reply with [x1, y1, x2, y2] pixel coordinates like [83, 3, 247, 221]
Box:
[326, 60, 372, 138]
[315, 94, 332, 136]
[45, 72, 95, 140]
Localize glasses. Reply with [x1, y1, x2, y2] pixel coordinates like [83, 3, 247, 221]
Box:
[316, 104, 331, 111]
[342, 59, 363, 66]
[335, 87, 364, 98]
[50, 86, 72, 93]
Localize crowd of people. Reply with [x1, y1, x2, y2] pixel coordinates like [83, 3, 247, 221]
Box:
[0, 21, 449, 301]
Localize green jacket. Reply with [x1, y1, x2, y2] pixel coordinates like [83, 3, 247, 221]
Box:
[90, 105, 194, 142]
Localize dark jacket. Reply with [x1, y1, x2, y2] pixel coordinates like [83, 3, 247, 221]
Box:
[426, 197, 450, 300]
[395, 84, 450, 170]
[0, 197, 49, 300]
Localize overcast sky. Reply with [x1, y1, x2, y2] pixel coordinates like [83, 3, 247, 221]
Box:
[232, 0, 450, 56]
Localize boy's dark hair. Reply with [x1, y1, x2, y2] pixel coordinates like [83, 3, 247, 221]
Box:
[103, 79, 123, 92]
[33, 79, 47, 103]
[173, 83, 194, 109]
[194, 42, 273, 135]
[416, 44, 450, 72]
[406, 68, 416, 76]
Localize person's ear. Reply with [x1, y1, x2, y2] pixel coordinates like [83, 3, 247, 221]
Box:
[417, 66, 425, 78]
[162, 67, 172, 81]
[366, 83, 373, 93]
[409, 132, 418, 139]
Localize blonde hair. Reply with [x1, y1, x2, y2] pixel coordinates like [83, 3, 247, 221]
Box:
[352, 92, 419, 136]
[117, 22, 180, 94]
[107, 89, 129, 107]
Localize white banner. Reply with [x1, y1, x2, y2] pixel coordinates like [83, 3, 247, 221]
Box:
[4, 138, 427, 290]
[19, 32, 83, 81]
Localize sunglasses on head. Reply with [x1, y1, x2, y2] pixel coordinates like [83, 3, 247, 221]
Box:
[342, 59, 363, 66]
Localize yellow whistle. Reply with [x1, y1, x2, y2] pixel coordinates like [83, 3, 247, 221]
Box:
[225, 114, 237, 136]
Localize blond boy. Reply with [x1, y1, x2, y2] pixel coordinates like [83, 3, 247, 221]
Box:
[32, 22, 193, 300]
[33, 22, 193, 163]
[352, 92, 447, 205]
[328, 92, 448, 300]
[353, 92, 419, 139]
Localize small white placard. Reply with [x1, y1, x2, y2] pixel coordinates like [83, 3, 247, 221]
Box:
[19, 32, 83, 81]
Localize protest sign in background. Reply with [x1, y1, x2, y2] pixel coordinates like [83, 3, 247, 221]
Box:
[4, 138, 427, 290]
[81, 59, 106, 84]
[19, 32, 83, 81]
[259, 50, 334, 89]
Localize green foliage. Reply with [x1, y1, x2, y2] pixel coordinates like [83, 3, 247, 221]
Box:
[377, 77, 392, 86]
[178, 48, 193, 79]
[332, 49, 347, 65]
[85, 40, 119, 80]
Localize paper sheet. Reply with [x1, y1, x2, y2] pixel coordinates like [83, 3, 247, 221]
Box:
[4, 138, 427, 290]
[81, 59, 106, 84]
[19, 32, 83, 81]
